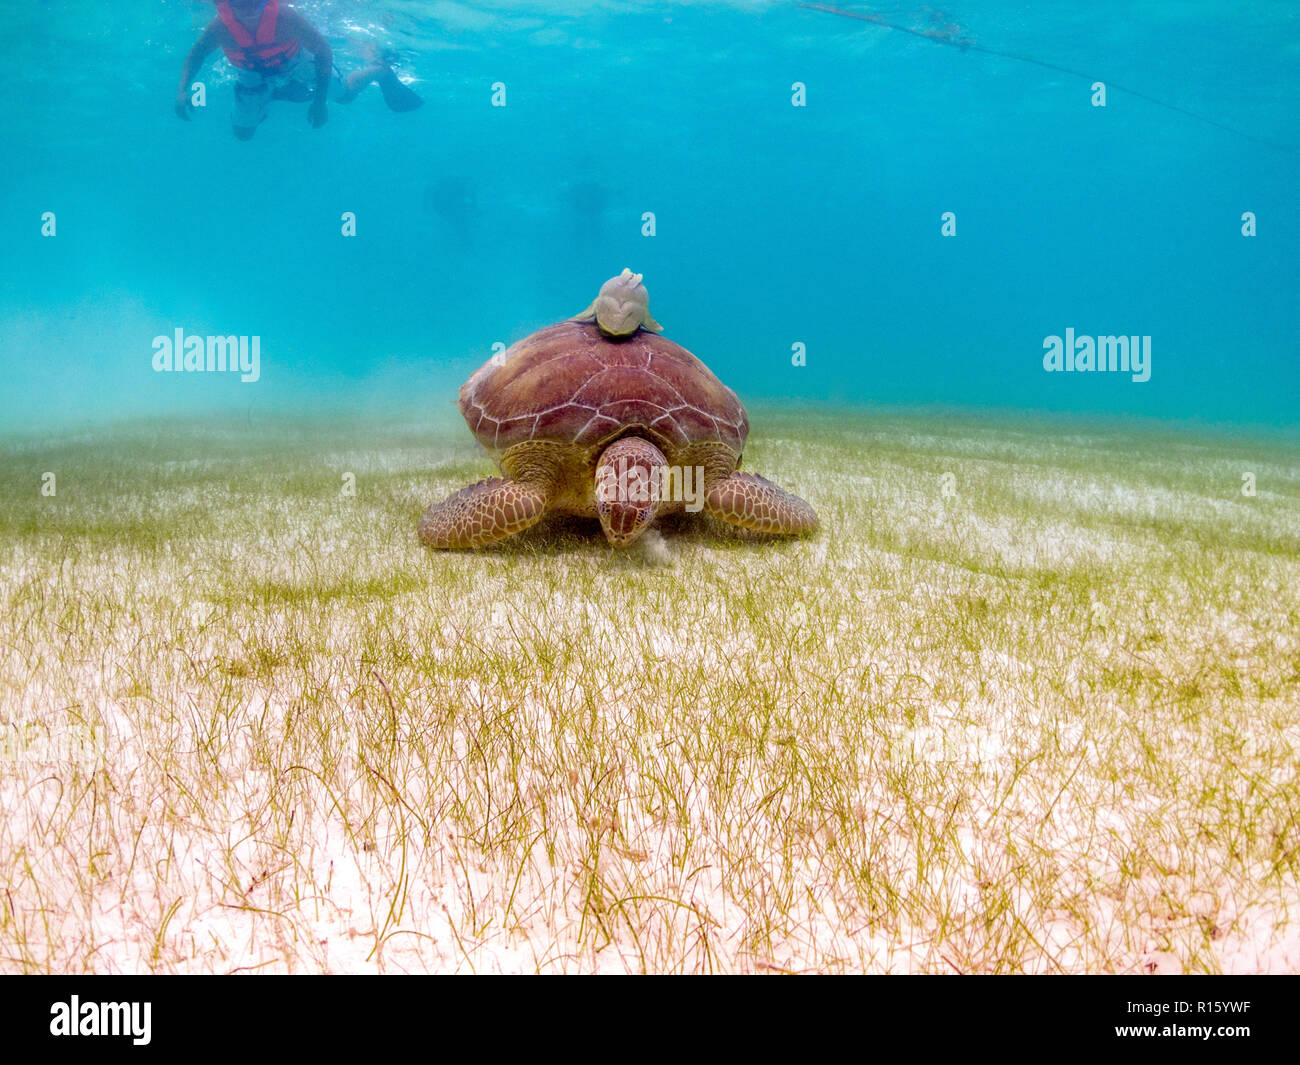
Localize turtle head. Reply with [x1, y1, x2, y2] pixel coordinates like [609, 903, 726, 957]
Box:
[575, 268, 664, 337]
[594, 437, 666, 546]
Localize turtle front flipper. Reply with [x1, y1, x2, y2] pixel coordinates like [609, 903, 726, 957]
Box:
[704, 472, 818, 536]
[419, 477, 549, 548]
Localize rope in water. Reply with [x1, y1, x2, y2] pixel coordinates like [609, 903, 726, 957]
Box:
[796, 2, 1292, 152]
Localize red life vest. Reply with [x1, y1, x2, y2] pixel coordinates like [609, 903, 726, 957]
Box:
[217, 0, 301, 73]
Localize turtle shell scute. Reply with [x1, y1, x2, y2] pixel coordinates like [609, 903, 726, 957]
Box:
[459, 321, 749, 457]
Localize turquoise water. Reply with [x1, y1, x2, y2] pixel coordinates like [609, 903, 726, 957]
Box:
[1, 1, 1297, 431]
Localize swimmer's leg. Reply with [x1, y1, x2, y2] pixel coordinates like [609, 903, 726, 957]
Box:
[272, 54, 317, 102]
[334, 57, 423, 111]
[231, 73, 271, 139]
[272, 79, 313, 103]
[375, 65, 424, 111]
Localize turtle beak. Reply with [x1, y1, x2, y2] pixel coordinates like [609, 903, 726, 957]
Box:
[597, 500, 659, 546]
[594, 437, 666, 545]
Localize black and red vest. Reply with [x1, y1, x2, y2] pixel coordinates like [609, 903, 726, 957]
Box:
[217, 0, 302, 73]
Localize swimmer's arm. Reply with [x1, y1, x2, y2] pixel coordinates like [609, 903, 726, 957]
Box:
[282, 12, 333, 99]
[176, 20, 224, 117]
[283, 12, 332, 128]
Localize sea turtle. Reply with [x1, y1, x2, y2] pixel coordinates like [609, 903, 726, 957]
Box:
[418, 269, 818, 548]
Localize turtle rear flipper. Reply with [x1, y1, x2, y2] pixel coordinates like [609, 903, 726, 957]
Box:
[419, 477, 548, 548]
[704, 473, 818, 536]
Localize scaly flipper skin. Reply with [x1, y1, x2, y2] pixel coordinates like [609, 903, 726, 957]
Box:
[418, 477, 549, 548]
[704, 472, 818, 536]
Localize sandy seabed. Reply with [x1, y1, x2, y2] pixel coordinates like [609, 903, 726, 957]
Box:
[1, 407, 1297, 973]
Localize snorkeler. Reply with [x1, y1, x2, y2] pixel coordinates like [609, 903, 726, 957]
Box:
[175, 0, 422, 140]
